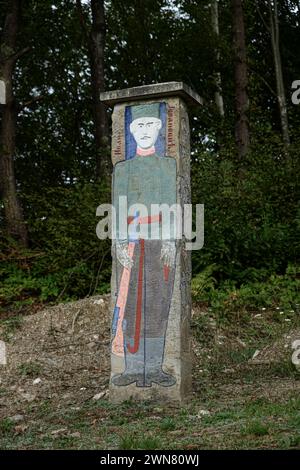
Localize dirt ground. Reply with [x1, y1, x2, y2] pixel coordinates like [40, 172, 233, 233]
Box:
[0, 296, 299, 450]
[0, 296, 111, 415]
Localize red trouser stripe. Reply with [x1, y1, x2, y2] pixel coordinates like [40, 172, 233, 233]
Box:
[127, 238, 145, 354]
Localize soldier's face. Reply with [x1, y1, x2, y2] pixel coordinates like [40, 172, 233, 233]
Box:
[130, 117, 162, 149]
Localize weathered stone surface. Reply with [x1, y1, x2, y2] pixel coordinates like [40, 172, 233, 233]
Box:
[103, 83, 200, 403]
[100, 81, 202, 107]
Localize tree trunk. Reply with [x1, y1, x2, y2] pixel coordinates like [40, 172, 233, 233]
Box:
[76, 0, 109, 180]
[89, 0, 109, 179]
[232, 0, 250, 159]
[211, 0, 225, 117]
[268, 0, 290, 152]
[0, 0, 28, 247]
[89, 0, 110, 179]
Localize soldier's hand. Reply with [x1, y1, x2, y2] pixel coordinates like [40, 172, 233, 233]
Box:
[160, 241, 176, 267]
[116, 240, 133, 269]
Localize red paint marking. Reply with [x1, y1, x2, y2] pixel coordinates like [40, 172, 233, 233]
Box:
[164, 265, 170, 282]
[127, 238, 145, 354]
[139, 214, 162, 225]
[127, 214, 162, 225]
[167, 106, 176, 153]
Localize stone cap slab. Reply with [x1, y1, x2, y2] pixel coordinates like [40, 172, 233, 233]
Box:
[100, 81, 202, 107]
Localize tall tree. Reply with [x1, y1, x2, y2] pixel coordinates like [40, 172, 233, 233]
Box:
[211, 0, 225, 117]
[77, 0, 109, 179]
[232, 0, 250, 159]
[0, 0, 28, 246]
[268, 0, 290, 152]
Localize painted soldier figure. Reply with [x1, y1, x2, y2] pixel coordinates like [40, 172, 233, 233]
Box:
[111, 102, 177, 387]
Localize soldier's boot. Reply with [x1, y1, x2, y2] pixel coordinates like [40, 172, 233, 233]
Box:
[145, 337, 176, 387]
[112, 342, 144, 386]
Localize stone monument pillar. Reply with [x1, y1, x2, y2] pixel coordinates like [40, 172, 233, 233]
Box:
[100, 82, 202, 403]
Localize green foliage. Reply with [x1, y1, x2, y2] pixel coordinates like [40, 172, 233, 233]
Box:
[0, 1, 299, 314]
[190, 135, 300, 314]
[0, 183, 111, 307]
[278, 434, 300, 449]
[192, 264, 300, 319]
[0, 419, 14, 437]
[160, 418, 176, 431]
[192, 141, 300, 282]
[242, 421, 269, 437]
[18, 362, 42, 377]
[119, 434, 160, 450]
[191, 264, 217, 302]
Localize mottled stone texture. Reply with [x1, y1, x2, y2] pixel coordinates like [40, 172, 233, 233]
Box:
[104, 85, 198, 404]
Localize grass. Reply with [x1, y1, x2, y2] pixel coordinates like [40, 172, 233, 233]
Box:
[0, 305, 299, 450]
[160, 418, 176, 431]
[119, 435, 160, 450]
[241, 421, 270, 437]
[0, 419, 14, 438]
[1, 386, 299, 450]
